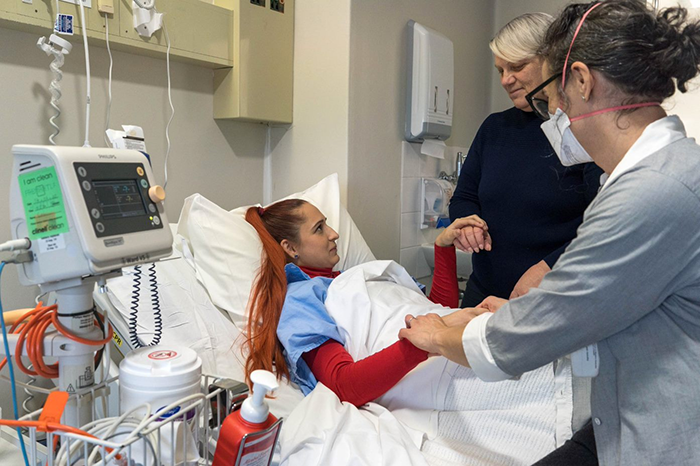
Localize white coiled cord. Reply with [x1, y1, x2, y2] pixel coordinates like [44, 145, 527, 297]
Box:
[36, 35, 72, 146]
[47, 54, 65, 145]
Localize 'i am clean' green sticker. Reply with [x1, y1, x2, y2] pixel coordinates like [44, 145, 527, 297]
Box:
[18, 166, 70, 240]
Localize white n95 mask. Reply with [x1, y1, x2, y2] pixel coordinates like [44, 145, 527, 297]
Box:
[541, 108, 594, 166]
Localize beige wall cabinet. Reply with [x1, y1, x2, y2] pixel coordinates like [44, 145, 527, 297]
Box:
[0, 0, 233, 68]
[0, 0, 294, 123]
[213, 0, 294, 124]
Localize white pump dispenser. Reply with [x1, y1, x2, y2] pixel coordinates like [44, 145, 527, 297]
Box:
[239, 370, 279, 423]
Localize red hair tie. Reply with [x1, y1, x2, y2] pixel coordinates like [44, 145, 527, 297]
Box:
[258, 206, 266, 216]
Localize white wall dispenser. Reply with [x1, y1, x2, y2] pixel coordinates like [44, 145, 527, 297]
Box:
[405, 21, 454, 143]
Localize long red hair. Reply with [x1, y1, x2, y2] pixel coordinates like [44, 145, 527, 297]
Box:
[244, 199, 308, 386]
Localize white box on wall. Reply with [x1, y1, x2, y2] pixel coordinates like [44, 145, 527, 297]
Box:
[405, 21, 454, 142]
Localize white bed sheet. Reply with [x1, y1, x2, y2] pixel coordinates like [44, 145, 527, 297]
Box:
[282, 260, 563, 466]
[96, 238, 570, 466]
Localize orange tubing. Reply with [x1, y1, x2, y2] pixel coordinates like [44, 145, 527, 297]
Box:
[0, 302, 112, 378]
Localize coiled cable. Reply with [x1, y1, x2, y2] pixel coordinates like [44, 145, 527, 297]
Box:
[128, 265, 142, 348]
[148, 263, 163, 346]
[128, 264, 163, 348]
[36, 42, 67, 145]
[47, 53, 64, 145]
[21, 364, 36, 415]
[36, 35, 71, 145]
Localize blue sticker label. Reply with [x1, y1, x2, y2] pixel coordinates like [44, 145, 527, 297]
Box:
[155, 405, 196, 422]
[55, 14, 74, 35]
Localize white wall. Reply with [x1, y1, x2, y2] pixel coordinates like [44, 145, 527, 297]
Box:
[268, 0, 352, 204]
[658, 1, 700, 139]
[0, 26, 266, 416]
[348, 0, 495, 262]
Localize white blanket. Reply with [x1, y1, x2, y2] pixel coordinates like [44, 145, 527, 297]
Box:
[279, 382, 429, 466]
[279, 261, 560, 466]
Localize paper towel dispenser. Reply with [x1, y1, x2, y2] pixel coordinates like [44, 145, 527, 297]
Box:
[405, 21, 454, 142]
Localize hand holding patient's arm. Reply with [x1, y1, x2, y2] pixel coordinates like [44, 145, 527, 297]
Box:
[442, 307, 490, 327]
[399, 313, 470, 367]
[457, 225, 492, 253]
[436, 215, 492, 253]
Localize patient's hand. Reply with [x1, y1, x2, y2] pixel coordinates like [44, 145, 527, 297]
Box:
[399, 313, 470, 366]
[442, 307, 490, 327]
[477, 296, 508, 312]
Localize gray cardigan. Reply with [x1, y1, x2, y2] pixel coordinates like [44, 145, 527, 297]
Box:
[486, 138, 700, 465]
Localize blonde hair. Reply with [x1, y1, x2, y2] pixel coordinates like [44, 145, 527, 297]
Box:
[490, 13, 553, 63]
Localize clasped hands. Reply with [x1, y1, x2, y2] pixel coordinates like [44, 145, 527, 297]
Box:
[435, 214, 492, 253]
[398, 296, 508, 358]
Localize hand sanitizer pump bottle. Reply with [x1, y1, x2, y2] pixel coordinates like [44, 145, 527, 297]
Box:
[212, 370, 281, 466]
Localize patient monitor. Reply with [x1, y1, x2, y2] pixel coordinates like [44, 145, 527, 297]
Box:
[10, 145, 172, 285]
[5, 145, 173, 427]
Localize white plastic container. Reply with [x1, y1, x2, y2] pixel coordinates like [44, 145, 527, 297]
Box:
[119, 345, 202, 419]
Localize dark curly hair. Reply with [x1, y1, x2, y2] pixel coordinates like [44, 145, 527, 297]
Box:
[540, 0, 700, 103]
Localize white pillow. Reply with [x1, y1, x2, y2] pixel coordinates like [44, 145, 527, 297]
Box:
[177, 174, 375, 328]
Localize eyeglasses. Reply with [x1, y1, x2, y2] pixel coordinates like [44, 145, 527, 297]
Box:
[525, 72, 562, 121]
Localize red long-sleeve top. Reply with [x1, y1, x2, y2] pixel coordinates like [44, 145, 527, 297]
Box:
[300, 245, 458, 406]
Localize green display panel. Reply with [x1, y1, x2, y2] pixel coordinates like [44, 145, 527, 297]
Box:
[18, 166, 70, 240]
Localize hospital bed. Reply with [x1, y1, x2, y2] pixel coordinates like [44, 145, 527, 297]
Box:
[92, 174, 577, 466]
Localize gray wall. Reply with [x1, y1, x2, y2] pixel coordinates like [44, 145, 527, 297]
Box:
[348, 0, 495, 261]
[0, 25, 266, 416]
[0, 26, 266, 309]
[268, 0, 352, 204]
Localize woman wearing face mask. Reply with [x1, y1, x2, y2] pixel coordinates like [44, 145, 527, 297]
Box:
[401, 1, 700, 465]
[450, 13, 603, 308]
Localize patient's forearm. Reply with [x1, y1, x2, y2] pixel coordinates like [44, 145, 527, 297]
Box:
[302, 339, 428, 407]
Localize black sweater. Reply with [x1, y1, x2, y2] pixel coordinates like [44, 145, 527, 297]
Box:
[450, 107, 602, 299]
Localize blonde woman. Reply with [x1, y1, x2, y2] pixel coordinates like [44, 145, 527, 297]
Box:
[450, 13, 603, 306]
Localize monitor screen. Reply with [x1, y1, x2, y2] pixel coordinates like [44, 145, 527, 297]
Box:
[93, 179, 147, 219]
